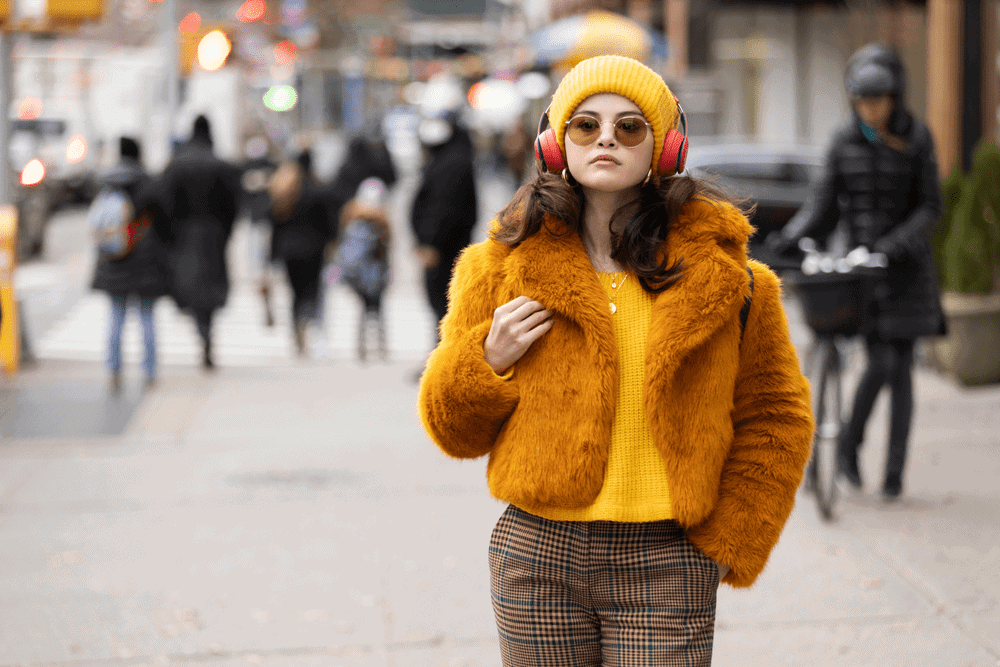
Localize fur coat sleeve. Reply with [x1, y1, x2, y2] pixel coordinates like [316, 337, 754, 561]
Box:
[685, 260, 814, 588]
[418, 240, 519, 458]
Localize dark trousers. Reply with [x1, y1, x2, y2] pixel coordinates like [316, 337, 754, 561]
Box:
[489, 505, 718, 666]
[424, 254, 457, 344]
[193, 307, 214, 364]
[284, 254, 324, 324]
[840, 336, 916, 483]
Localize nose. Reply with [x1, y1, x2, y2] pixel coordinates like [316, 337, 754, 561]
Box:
[596, 121, 616, 147]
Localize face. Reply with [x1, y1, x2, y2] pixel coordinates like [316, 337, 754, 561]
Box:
[855, 94, 894, 131]
[564, 93, 654, 194]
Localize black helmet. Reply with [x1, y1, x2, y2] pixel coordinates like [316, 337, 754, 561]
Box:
[845, 62, 895, 99]
[845, 43, 905, 100]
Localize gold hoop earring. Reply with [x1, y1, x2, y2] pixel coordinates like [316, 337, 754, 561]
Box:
[643, 168, 653, 186]
[562, 168, 573, 185]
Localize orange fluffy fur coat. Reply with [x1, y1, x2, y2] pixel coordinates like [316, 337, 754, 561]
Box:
[418, 198, 814, 588]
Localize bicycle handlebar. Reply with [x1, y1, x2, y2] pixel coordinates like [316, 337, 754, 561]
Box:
[797, 238, 887, 276]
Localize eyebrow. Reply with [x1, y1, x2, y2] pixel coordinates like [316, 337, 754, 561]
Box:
[572, 110, 646, 120]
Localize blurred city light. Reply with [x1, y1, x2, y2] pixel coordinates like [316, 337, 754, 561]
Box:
[178, 11, 201, 33]
[65, 135, 87, 164]
[17, 98, 42, 120]
[468, 77, 526, 129]
[198, 30, 231, 71]
[263, 85, 297, 112]
[273, 40, 297, 66]
[236, 0, 265, 23]
[516, 72, 551, 100]
[20, 159, 46, 187]
[402, 81, 425, 106]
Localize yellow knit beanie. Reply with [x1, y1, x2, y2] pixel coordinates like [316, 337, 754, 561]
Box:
[548, 55, 680, 175]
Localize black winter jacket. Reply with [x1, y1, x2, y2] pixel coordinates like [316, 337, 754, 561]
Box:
[91, 160, 171, 299]
[410, 130, 478, 264]
[152, 137, 241, 314]
[782, 114, 946, 339]
[269, 177, 332, 262]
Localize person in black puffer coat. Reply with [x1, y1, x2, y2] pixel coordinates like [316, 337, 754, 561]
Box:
[410, 114, 479, 341]
[91, 137, 170, 390]
[768, 43, 946, 501]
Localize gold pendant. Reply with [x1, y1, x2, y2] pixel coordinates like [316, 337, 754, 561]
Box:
[609, 302, 617, 314]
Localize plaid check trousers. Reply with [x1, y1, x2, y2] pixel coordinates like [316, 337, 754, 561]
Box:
[489, 504, 719, 666]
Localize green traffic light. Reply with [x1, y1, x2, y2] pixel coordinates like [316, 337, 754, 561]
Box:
[263, 85, 298, 112]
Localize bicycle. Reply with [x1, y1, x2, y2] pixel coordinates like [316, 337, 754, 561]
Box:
[780, 239, 887, 521]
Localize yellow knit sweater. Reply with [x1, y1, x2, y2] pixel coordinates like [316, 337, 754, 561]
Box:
[519, 272, 674, 522]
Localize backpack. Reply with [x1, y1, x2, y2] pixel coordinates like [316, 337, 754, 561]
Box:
[336, 218, 387, 299]
[89, 187, 147, 260]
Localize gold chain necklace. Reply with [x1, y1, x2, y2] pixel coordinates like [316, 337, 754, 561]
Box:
[599, 271, 628, 314]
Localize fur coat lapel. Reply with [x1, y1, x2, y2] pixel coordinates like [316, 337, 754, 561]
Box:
[502, 200, 754, 381]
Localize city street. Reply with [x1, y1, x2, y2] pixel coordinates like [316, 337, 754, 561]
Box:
[1, 169, 998, 666]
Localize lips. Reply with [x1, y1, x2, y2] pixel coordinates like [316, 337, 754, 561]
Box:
[591, 154, 620, 165]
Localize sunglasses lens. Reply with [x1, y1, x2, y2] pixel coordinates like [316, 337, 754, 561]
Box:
[566, 116, 649, 147]
[615, 117, 648, 146]
[567, 117, 600, 145]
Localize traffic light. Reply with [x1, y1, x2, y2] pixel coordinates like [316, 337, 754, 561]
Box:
[180, 20, 232, 76]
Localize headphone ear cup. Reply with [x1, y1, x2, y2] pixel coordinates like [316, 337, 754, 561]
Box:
[535, 128, 565, 173]
[658, 129, 688, 175]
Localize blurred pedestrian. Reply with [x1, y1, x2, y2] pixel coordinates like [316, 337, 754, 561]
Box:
[327, 135, 397, 222]
[336, 177, 392, 362]
[768, 43, 946, 501]
[240, 133, 280, 327]
[153, 115, 241, 370]
[501, 119, 533, 186]
[268, 148, 333, 356]
[418, 56, 813, 665]
[410, 112, 478, 341]
[90, 137, 170, 390]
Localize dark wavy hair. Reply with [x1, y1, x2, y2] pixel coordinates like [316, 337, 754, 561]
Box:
[492, 168, 751, 293]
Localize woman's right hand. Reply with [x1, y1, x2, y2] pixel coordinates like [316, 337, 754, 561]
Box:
[483, 296, 554, 374]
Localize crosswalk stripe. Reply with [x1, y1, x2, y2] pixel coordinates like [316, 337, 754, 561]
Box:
[35, 280, 439, 366]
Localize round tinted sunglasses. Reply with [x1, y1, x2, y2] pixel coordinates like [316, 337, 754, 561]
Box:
[564, 115, 652, 148]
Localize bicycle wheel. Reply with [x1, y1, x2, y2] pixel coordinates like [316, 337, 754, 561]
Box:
[806, 337, 842, 521]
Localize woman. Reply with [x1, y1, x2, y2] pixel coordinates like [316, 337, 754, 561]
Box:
[418, 55, 814, 665]
[771, 43, 945, 501]
[268, 149, 333, 356]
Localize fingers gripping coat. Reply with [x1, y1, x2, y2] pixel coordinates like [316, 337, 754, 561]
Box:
[418, 198, 814, 588]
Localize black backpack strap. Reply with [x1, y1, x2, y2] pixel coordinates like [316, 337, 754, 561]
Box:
[740, 265, 754, 343]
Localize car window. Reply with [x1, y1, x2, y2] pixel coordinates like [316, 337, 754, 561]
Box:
[701, 160, 793, 182]
[786, 161, 821, 184]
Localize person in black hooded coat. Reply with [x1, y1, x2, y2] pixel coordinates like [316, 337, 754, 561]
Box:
[153, 115, 241, 369]
[410, 116, 478, 336]
[769, 43, 946, 500]
[91, 137, 170, 389]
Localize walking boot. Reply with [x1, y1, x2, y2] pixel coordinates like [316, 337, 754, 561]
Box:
[836, 436, 863, 490]
[882, 473, 903, 502]
[294, 320, 307, 357]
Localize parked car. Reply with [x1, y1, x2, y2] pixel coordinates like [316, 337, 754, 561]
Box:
[7, 117, 101, 260]
[683, 141, 825, 257]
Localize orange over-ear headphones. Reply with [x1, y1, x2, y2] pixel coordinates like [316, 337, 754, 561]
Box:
[533, 98, 689, 177]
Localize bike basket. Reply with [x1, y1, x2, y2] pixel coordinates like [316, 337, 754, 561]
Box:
[785, 271, 873, 336]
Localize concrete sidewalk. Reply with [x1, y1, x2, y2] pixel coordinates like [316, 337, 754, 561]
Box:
[0, 345, 998, 665]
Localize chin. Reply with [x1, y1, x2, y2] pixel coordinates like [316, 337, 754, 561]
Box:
[578, 175, 644, 193]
